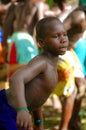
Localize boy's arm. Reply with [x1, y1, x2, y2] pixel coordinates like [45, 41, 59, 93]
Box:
[9, 56, 46, 108]
[75, 77, 86, 99]
[0, 64, 26, 80]
[33, 107, 44, 130]
[9, 56, 46, 129]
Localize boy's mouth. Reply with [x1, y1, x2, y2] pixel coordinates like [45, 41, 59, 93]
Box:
[59, 46, 67, 52]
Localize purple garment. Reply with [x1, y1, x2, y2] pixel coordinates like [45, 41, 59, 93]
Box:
[0, 89, 17, 130]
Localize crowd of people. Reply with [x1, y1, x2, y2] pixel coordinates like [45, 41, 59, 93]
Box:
[0, 0, 86, 130]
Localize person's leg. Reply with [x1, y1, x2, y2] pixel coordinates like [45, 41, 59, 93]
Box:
[51, 94, 62, 111]
[68, 78, 86, 130]
[68, 98, 82, 130]
[59, 88, 77, 130]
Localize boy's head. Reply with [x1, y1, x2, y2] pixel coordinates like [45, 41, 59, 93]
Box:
[36, 16, 68, 55]
[64, 10, 86, 31]
[36, 16, 61, 41]
[64, 10, 86, 48]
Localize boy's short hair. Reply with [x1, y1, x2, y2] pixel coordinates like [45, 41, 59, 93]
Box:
[36, 16, 61, 42]
[64, 10, 86, 41]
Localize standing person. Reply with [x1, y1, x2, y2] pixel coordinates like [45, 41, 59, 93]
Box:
[64, 8, 86, 79]
[2, 0, 37, 47]
[63, 9, 86, 130]
[7, 31, 38, 78]
[2, 0, 50, 51]
[3, 0, 39, 78]
[64, 6, 86, 81]
[52, 49, 83, 130]
[0, 16, 68, 130]
[52, 9, 86, 130]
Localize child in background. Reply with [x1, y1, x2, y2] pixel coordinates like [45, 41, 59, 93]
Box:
[64, 5, 86, 79]
[73, 6, 86, 79]
[64, 9, 86, 130]
[3, 0, 39, 78]
[52, 9, 86, 130]
[52, 49, 82, 130]
[0, 16, 68, 130]
[7, 31, 38, 78]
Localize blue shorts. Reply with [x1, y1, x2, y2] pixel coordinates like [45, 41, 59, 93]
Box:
[0, 89, 17, 130]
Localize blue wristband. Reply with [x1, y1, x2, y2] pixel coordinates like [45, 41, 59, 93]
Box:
[16, 107, 29, 112]
[35, 119, 43, 125]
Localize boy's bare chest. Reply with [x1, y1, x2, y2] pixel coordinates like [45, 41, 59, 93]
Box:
[26, 65, 58, 94]
[44, 68, 58, 89]
[25, 69, 58, 110]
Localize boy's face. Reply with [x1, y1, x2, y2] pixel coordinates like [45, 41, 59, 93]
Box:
[43, 21, 69, 56]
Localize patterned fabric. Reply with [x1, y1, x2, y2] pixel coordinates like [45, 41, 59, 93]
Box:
[71, 49, 84, 78]
[54, 50, 84, 97]
[54, 51, 75, 97]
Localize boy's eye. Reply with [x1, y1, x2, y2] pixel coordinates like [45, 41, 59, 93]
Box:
[52, 33, 67, 38]
[64, 33, 67, 37]
[53, 35, 59, 38]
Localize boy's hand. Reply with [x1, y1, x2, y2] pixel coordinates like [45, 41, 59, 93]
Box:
[17, 110, 33, 130]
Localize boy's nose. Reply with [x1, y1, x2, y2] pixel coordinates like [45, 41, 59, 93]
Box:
[60, 35, 67, 43]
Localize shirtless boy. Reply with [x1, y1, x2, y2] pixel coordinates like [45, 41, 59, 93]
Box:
[0, 16, 68, 130]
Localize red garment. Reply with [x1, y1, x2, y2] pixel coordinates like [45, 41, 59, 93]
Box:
[8, 42, 17, 78]
[9, 42, 17, 64]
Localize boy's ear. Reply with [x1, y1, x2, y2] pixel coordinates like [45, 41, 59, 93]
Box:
[38, 39, 45, 48]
